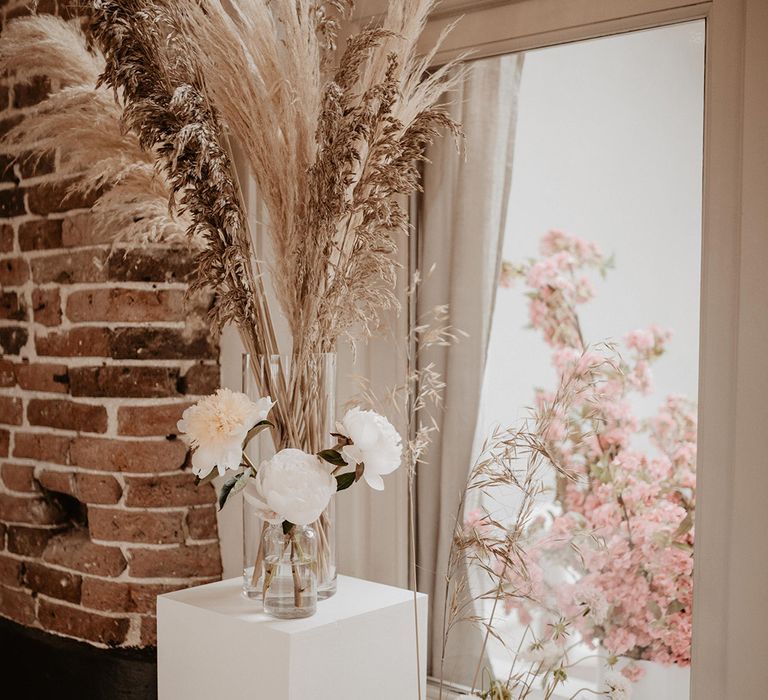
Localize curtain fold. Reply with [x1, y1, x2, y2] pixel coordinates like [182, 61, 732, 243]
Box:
[416, 53, 524, 683]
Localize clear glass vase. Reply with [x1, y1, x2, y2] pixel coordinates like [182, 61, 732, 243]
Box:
[241, 353, 338, 600]
[262, 522, 317, 619]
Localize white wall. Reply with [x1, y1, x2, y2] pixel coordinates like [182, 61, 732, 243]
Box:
[479, 21, 705, 440]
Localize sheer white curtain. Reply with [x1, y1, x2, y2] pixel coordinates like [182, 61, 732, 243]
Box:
[416, 53, 524, 682]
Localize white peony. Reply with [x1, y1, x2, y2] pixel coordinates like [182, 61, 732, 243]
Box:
[177, 388, 273, 479]
[339, 407, 402, 490]
[603, 670, 633, 700]
[250, 448, 336, 525]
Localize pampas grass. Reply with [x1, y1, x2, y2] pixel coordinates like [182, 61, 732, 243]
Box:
[0, 14, 188, 245]
[86, 0, 462, 450]
[179, 0, 463, 354]
[85, 0, 464, 611]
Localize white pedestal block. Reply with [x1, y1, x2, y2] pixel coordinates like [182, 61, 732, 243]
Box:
[157, 575, 427, 700]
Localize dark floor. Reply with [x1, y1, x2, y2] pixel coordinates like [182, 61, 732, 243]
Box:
[0, 617, 157, 699]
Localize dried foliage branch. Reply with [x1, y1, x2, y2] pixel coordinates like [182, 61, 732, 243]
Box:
[0, 14, 187, 245]
[350, 271, 463, 699]
[85, 0, 291, 431]
[439, 355, 613, 699]
[179, 0, 464, 358]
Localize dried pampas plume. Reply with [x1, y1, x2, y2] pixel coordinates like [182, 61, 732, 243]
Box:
[179, 0, 464, 353]
[0, 14, 188, 246]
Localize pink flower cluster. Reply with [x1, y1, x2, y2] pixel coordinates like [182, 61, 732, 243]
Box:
[493, 231, 697, 668]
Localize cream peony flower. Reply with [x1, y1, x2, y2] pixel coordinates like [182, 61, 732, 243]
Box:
[250, 448, 336, 525]
[177, 388, 273, 479]
[339, 407, 402, 490]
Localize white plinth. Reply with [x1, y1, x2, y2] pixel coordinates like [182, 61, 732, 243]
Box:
[157, 575, 427, 700]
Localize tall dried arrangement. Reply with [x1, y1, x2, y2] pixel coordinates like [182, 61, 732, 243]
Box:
[0, 14, 188, 244]
[86, 0, 461, 450]
[82, 0, 463, 593]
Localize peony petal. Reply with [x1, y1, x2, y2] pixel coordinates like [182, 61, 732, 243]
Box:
[191, 449, 215, 479]
[363, 471, 385, 491]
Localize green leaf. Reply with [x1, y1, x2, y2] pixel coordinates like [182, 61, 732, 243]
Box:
[335, 472, 356, 492]
[244, 420, 274, 446]
[218, 471, 247, 511]
[317, 449, 348, 468]
[218, 476, 237, 510]
[230, 472, 249, 497]
[282, 520, 294, 535]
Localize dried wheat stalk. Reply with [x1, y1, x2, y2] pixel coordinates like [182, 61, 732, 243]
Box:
[0, 14, 187, 245]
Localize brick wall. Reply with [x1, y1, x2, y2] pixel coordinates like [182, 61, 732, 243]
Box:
[0, 0, 222, 647]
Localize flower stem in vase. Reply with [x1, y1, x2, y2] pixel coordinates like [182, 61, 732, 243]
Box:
[290, 538, 303, 608]
[251, 520, 269, 588]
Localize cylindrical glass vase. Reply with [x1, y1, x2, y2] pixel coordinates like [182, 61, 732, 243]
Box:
[241, 353, 338, 600]
[262, 522, 317, 619]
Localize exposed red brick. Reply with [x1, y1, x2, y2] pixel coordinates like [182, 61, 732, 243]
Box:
[0, 584, 36, 626]
[0, 493, 65, 526]
[36, 327, 110, 357]
[118, 402, 192, 437]
[67, 288, 186, 323]
[32, 287, 62, 326]
[81, 578, 185, 615]
[128, 542, 222, 579]
[69, 365, 181, 398]
[1, 462, 35, 491]
[73, 473, 122, 505]
[43, 529, 126, 577]
[18, 151, 56, 179]
[110, 327, 216, 361]
[23, 561, 82, 604]
[12, 76, 51, 109]
[61, 214, 105, 247]
[0, 396, 22, 425]
[0, 522, 5, 549]
[0, 256, 29, 286]
[0, 553, 22, 586]
[0, 360, 16, 387]
[0, 326, 28, 355]
[88, 508, 184, 545]
[28, 398, 108, 433]
[0, 429, 8, 457]
[70, 437, 187, 474]
[15, 361, 69, 393]
[108, 248, 194, 283]
[13, 431, 71, 465]
[18, 219, 63, 251]
[186, 506, 218, 541]
[36, 469, 75, 497]
[0, 187, 25, 218]
[125, 473, 214, 508]
[0, 154, 18, 184]
[181, 363, 218, 396]
[26, 179, 101, 216]
[38, 597, 130, 646]
[30, 248, 108, 284]
[7, 526, 61, 558]
[140, 615, 157, 646]
[0, 115, 23, 139]
[0, 224, 13, 253]
[0, 290, 25, 321]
